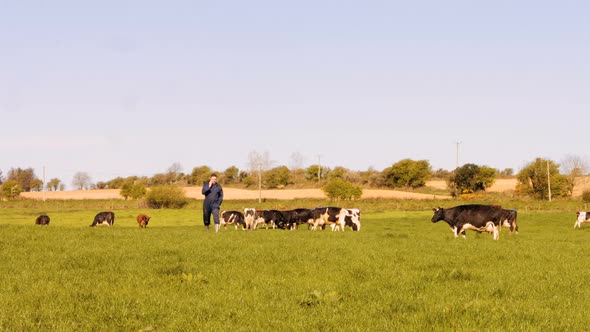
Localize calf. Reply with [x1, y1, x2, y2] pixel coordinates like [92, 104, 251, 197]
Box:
[90, 211, 115, 227]
[431, 204, 504, 240]
[35, 214, 50, 226]
[575, 211, 590, 228]
[136, 214, 151, 228]
[220, 210, 247, 230]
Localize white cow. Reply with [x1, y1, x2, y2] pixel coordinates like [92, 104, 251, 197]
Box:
[574, 211, 590, 228]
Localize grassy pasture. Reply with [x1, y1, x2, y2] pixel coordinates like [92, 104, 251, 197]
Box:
[0, 203, 589, 331]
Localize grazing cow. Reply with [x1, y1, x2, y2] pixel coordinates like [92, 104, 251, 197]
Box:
[312, 207, 350, 231]
[35, 214, 50, 226]
[574, 211, 590, 228]
[329, 208, 362, 231]
[499, 209, 518, 234]
[220, 210, 247, 230]
[252, 210, 285, 229]
[90, 211, 115, 227]
[281, 208, 315, 230]
[244, 208, 256, 229]
[136, 214, 151, 228]
[431, 205, 505, 240]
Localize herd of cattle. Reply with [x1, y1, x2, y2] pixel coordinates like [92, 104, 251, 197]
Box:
[32, 204, 590, 238]
[221, 207, 361, 231]
[33, 207, 362, 231]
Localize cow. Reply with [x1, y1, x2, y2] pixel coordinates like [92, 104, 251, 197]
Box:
[90, 211, 115, 227]
[252, 210, 285, 229]
[136, 214, 151, 228]
[281, 208, 315, 230]
[329, 208, 361, 231]
[244, 208, 256, 229]
[431, 204, 505, 240]
[499, 209, 518, 234]
[574, 211, 590, 228]
[35, 214, 50, 226]
[220, 210, 247, 230]
[312, 207, 350, 231]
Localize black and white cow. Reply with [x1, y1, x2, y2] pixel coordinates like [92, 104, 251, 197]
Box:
[90, 211, 115, 227]
[251, 210, 285, 229]
[574, 211, 590, 228]
[343, 208, 361, 231]
[431, 205, 505, 240]
[220, 210, 247, 230]
[499, 209, 518, 234]
[312, 207, 351, 231]
[244, 208, 256, 229]
[35, 214, 50, 225]
[281, 208, 315, 230]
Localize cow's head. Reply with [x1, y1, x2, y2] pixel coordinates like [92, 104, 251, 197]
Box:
[431, 208, 445, 223]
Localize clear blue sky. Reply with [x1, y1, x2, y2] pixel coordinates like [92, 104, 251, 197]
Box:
[1, 1, 589, 188]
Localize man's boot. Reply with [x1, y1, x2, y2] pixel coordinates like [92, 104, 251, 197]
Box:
[205, 225, 210, 231]
[214, 224, 220, 233]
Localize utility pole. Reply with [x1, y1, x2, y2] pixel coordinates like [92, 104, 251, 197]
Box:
[547, 160, 552, 202]
[42, 165, 46, 202]
[455, 141, 462, 170]
[317, 155, 321, 183]
[258, 163, 262, 203]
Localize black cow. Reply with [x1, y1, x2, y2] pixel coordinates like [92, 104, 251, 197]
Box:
[281, 208, 315, 230]
[251, 210, 285, 229]
[35, 214, 50, 225]
[90, 211, 115, 227]
[500, 209, 518, 235]
[431, 205, 505, 240]
[220, 210, 247, 230]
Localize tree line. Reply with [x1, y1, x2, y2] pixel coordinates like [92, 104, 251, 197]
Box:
[1, 154, 588, 201]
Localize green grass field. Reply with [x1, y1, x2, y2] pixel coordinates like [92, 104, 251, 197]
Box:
[1, 202, 589, 331]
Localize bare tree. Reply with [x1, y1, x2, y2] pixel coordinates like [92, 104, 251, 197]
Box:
[168, 162, 183, 175]
[72, 172, 92, 190]
[248, 150, 273, 172]
[561, 154, 588, 196]
[289, 152, 305, 170]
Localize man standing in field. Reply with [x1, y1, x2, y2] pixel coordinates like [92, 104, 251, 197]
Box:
[202, 174, 223, 232]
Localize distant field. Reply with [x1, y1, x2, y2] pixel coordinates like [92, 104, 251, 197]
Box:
[21, 187, 453, 201]
[1, 207, 589, 330]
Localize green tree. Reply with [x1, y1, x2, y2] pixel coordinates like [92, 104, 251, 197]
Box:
[322, 178, 362, 201]
[305, 165, 329, 182]
[516, 158, 568, 200]
[224, 166, 240, 184]
[191, 166, 212, 185]
[448, 163, 496, 196]
[265, 166, 291, 189]
[46, 178, 61, 191]
[1, 180, 22, 200]
[146, 185, 188, 208]
[382, 159, 432, 189]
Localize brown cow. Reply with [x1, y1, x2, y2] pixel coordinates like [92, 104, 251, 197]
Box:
[136, 214, 151, 228]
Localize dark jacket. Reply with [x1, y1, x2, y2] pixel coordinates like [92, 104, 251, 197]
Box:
[202, 182, 223, 208]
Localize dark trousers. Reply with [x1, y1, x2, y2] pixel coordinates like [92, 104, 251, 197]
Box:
[203, 203, 220, 226]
